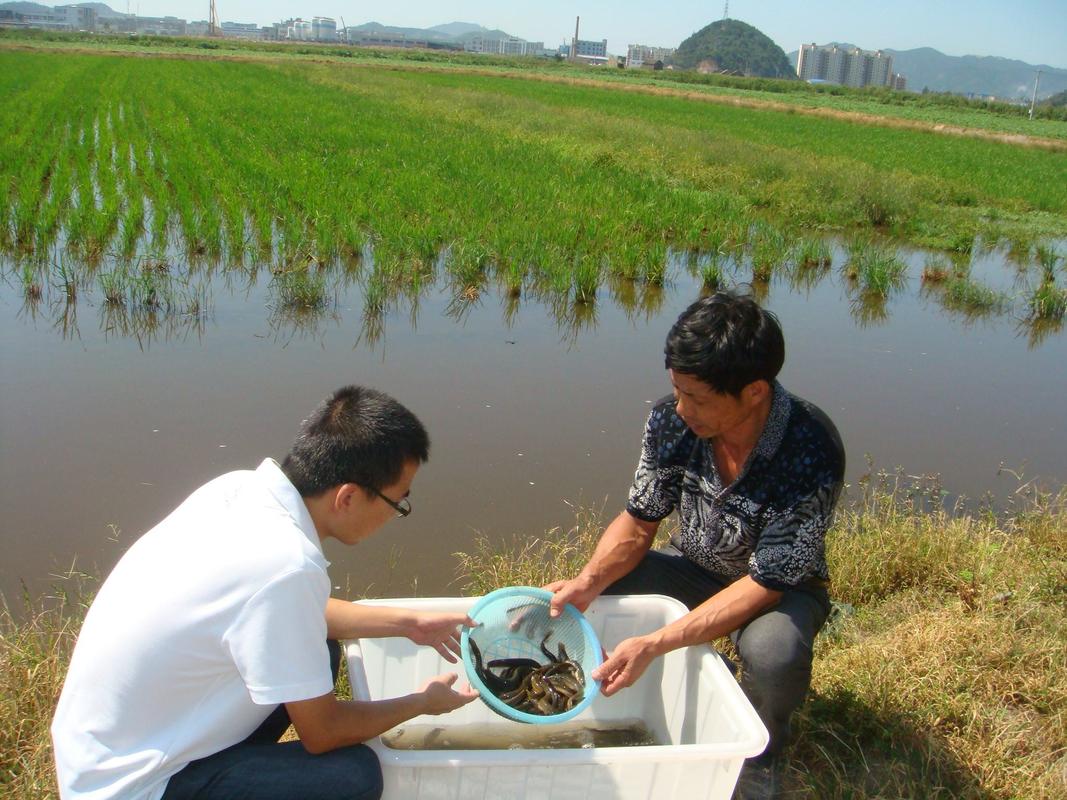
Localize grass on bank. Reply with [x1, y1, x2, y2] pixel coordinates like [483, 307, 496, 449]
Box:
[3, 484, 1065, 799]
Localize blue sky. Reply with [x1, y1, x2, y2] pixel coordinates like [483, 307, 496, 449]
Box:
[127, 1, 1067, 69]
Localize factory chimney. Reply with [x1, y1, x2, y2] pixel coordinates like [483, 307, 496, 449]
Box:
[570, 16, 579, 60]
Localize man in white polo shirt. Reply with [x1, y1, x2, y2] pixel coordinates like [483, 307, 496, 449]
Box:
[52, 386, 479, 800]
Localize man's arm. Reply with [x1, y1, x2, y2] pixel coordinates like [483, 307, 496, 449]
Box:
[325, 599, 474, 662]
[286, 673, 479, 754]
[546, 510, 660, 616]
[592, 575, 781, 695]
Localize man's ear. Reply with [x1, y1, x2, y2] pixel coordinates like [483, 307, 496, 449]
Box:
[744, 379, 770, 404]
[334, 483, 360, 512]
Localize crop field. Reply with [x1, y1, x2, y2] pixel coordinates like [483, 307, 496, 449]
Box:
[1, 47, 1066, 315]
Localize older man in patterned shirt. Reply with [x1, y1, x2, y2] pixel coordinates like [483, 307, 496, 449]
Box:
[548, 290, 844, 800]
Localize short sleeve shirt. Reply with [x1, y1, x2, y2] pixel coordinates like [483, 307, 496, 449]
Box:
[626, 382, 845, 590]
[51, 460, 333, 800]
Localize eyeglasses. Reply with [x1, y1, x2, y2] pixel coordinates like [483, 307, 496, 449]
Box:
[371, 487, 412, 518]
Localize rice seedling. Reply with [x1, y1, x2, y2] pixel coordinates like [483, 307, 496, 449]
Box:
[921, 254, 952, 282]
[127, 266, 170, 310]
[572, 253, 600, 304]
[1028, 282, 1067, 321]
[699, 254, 726, 291]
[749, 223, 788, 282]
[844, 239, 908, 298]
[791, 237, 833, 270]
[940, 275, 1009, 316]
[19, 262, 43, 301]
[270, 266, 328, 311]
[1035, 244, 1062, 283]
[98, 269, 126, 305]
[52, 256, 78, 303]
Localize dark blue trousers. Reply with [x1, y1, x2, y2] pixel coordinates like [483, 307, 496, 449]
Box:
[603, 543, 830, 755]
[161, 640, 383, 800]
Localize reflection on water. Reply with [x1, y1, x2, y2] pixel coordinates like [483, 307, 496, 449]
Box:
[3, 234, 1064, 349]
[2, 237, 1066, 604]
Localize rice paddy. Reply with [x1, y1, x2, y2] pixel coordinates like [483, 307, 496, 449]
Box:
[1, 47, 1066, 323]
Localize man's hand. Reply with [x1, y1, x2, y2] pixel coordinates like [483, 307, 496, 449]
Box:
[591, 635, 658, 696]
[418, 673, 480, 715]
[545, 574, 601, 618]
[407, 612, 476, 663]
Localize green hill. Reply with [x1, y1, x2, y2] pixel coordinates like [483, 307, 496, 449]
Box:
[672, 18, 794, 78]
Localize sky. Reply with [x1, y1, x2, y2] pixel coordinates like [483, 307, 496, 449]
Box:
[119, 1, 1066, 69]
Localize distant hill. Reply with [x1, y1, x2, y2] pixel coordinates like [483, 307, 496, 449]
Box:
[0, 2, 54, 13]
[349, 20, 513, 45]
[673, 19, 794, 78]
[1044, 90, 1067, 108]
[67, 2, 125, 18]
[0, 2, 126, 17]
[786, 43, 1067, 100]
[349, 21, 455, 42]
[426, 22, 485, 37]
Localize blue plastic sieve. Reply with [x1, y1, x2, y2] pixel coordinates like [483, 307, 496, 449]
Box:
[461, 586, 602, 725]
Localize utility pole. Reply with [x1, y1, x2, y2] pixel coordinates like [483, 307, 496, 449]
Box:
[1028, 69, 1043, 120]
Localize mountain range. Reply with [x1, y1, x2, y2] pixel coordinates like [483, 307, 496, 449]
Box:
[348, 20, 513, 45]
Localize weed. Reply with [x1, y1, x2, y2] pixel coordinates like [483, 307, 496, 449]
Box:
[792, 237, 832, 270]
[940, 275, 1009, 315]
[1029, 282, 1067, 321]
[844, 240, 907, 298]
[270, 267, 328, 310]
[921, 255, 951, 283]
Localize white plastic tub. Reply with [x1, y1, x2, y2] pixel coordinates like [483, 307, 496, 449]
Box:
[345, 594, 768, 800]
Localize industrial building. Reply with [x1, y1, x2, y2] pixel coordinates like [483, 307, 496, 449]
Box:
[464, 36, 547, 57]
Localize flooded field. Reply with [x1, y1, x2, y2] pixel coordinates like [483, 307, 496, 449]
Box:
[2, 241, 1065, 603]
[382, 719, 660, 750]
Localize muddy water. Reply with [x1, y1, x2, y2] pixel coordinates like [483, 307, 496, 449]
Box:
[1, 247, 1065, 602]
[381, 719, 660, 750]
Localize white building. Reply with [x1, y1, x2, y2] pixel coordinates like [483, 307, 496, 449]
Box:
[796, 43, 898, 89]
[626, 44, 675, 69]
[311, 17, 337, 42]
[465, 36, 545, 57]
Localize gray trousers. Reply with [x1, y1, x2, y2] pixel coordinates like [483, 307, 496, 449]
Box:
[602, 542, 830, 754]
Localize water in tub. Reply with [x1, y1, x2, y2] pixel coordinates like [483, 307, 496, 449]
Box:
[382, 719, 660, 750]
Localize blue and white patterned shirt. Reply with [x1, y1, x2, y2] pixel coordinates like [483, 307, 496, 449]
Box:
[626, 382, 845, 590]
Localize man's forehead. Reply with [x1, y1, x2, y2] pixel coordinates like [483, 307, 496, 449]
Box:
[669, 369, 716, 396]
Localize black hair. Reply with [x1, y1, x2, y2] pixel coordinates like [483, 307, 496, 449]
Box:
[281, 386, 430, 497]
[664, 290, 785, 396]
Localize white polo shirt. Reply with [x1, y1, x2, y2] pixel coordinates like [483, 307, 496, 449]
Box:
[52, 459, 334, 800]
